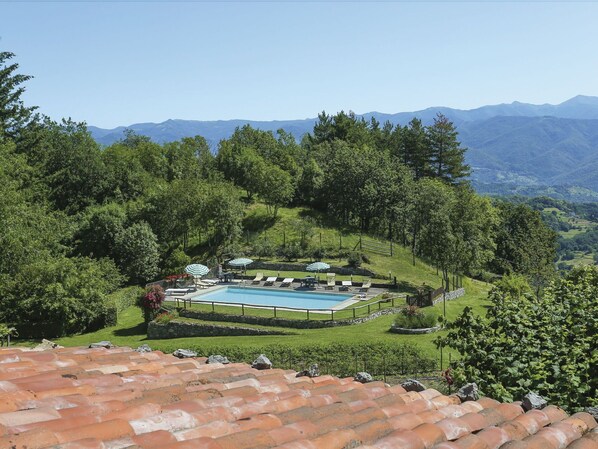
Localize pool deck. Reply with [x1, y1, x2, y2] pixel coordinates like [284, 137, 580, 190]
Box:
[165, 279, 386, 311]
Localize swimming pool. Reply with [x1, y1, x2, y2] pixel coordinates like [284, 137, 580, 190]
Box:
[191, 286, 353, 310]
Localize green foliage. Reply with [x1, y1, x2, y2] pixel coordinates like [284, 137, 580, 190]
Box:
[394, 306, 439, 329]
[491, 202, 558, 293]
[107, 286, 144, 314]
[161, 246, 192, 276]
[0, 256, 122, 338]
[153, 311, 178, 324]
[114, 222, 159, 284]
[437, 266, 598, 412]
[347, 251, 362, 268]
[0, 51, 38, 138]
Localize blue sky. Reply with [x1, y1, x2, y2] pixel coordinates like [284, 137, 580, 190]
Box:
[2, 2, 597, 128]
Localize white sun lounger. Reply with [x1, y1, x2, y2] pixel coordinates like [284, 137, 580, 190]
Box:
[264, 276, 277, 286]
[280, 278, 294, 287]
[340, 280, 352, 291]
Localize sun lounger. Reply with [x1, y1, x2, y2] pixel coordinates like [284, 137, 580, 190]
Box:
[326, 273, 336, 290]
[252, 272, 264, 284]
[165, 287, 196, 296]
[264, 276, 277, 286]
[360, 279, 371, 292]
[280, 278, 294, 287]
[340, 280, 352, 291]
[195, 280, 214, 288]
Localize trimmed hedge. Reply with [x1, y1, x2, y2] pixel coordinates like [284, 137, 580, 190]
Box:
[105, 286, 144, 325]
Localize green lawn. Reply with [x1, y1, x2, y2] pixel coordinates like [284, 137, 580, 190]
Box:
[55, 280, 490, 363]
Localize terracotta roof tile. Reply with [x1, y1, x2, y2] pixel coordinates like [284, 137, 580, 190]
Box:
[0, 346, 593, 449]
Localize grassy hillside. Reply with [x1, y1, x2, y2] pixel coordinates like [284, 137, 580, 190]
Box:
[54, 203, 492, 367]
[236, 204, 447, 290]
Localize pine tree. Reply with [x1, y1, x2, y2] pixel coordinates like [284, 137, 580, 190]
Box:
[426, 113, 470, 184]
[0, 51, 38, 138]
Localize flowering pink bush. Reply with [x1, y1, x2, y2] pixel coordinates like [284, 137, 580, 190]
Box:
[139, 285, 165, 322]
[141, 285, 165, 310]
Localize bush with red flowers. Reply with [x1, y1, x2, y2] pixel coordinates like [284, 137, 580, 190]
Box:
[139, 285, 166, 322]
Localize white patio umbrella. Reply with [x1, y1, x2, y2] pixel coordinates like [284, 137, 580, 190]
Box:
[185, 263, 210, 277]
[228, 258, 254, 276]
[306, 261, 330, 273]
[306, 261, 330, 282]
[228, 258, 254, 268]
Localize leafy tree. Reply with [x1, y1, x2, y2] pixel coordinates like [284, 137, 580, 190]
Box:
[32, 119, 110, 213]
[416, 179, 456, 289]
[164, 136, 213, 181]
[114, 222, 159, 284]
[491, 202, 558, 294]
[0, 140, 68, 275]
[0, 256, 122, 338]
[258, 164, 294, 217]
[102, 142, 152, 201]
[0, 51, 38, 138]
[426, 113, 470, 183]
[203, 182, 244, 258]
[437, 268, 597, 412]
[75, 202, 127, 259]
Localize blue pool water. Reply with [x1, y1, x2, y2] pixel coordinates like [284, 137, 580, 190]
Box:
[191, 286, 352, 310]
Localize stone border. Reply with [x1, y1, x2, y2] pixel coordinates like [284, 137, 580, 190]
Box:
[147, 320, 289, 339]
[389, 325, 442, 334]
[178, 306, 404, 329]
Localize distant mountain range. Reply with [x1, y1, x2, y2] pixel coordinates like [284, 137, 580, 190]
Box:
[88, 95, 598, 201]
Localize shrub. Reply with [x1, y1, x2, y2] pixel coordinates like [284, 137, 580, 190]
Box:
[311, 247, 325, 260]
[139, 285, 166, 322]
[394, 306, 439, 329]
[279, 242, 302, 261]
[253, 238, 275, 259]
[154, 311, 177, 324]
[347, 252, 362, 268]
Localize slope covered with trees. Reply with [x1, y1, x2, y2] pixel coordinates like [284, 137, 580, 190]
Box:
[0, 51, 557, 339]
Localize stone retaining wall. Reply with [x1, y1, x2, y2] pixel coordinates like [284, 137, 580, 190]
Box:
[178, 305, 404, 329]
[147, 320, 288, 339]
[432, 288, 466, 305]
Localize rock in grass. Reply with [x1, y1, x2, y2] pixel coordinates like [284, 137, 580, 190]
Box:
[89, 341, 114, 349]
[135, 344, 152, 353]
[296, 364, 320, 378]
[207, 354, 230, 364]
[522, 392, 547, 411]
[252, 354, 272, 370]
[173, 349, 197, 359]
[401, 379, 426, 392]
[354, 372, 373, 383]
[456, 383, 480, 402]
[33, 339, 63, 351]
